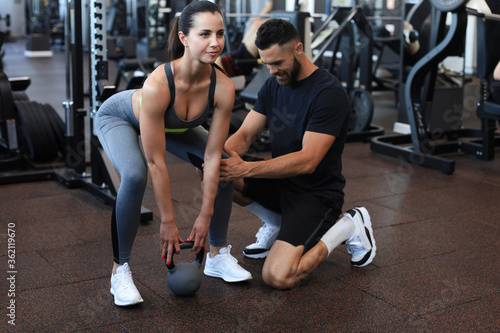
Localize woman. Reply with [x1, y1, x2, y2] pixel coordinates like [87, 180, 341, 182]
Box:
[94, 1, 251, 307]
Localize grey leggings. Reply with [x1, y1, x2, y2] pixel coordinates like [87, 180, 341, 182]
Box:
[94, 90, 232, 264]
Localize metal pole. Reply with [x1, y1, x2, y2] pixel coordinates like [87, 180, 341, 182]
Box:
[65, 0, 86, 175]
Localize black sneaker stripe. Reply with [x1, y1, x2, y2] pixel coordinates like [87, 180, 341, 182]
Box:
[352, 207, 372, 246]
[352, 249, 372, 266]
[351, 207, 374, 266]
[365, 227, 373, 247]
[243, 248, 268, 255]
[353, 207, 365, 224]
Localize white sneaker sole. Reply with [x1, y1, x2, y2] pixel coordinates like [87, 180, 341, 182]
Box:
[110, 287, 144, 306]
[351, 206, 376, 267]
[203, 268, 252, 282]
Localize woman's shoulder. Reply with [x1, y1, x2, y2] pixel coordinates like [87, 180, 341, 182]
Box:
[150, 62, 168, 80]
[141, 63, 170, 99]
[144, 64, 168, 86]
[212, 64, 235, 91]
[211, 64, 235, 109]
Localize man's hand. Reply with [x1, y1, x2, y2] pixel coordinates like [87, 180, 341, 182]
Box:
[220, 148, 248, 181]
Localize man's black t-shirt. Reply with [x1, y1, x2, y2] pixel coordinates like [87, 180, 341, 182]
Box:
[253, 67, 350, 206]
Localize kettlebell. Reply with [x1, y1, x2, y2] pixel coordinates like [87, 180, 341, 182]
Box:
[165, 241, 204, 297]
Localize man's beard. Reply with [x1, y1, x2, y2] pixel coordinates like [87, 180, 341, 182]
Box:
[275, 56, 301, 86]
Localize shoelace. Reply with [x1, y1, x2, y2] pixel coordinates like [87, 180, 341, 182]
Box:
[220, 245, 239, 266]
[346, 218, 366, 254]
[255, 223, 276, 242]
[346, 240, 363, 254]
[116, 266, 133, 288]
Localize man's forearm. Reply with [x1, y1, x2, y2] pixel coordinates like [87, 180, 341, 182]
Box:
[245, 151, 317, 179]
[225, 131, 253, 157]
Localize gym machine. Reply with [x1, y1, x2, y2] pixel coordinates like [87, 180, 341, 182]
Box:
[370, 0, 500, 174]
[108, 35, 157, 91]
[0, 15, 11, 55]
[236, 3, 383, 144]
[0, 0, 152, 222]
[467, 0, 500, 159]
[24, 0, 53, 57]
[79, 0, 152, 221]
[105, 0, 159, 92]
[0, 72, 36, 172]
[366, 0, 406, 94]
[0, 11, 64, 176]
[310, 3, 384, 142]
[107, 0, 129, 36]
[134, 0, 185, 63]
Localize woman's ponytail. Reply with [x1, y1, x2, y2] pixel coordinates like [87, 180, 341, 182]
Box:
[166, 17, 184, 61]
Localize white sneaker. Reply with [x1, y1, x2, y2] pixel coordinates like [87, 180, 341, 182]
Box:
[243, 221, 280, 259]
[204, 245, 252, 282]
[110, 263, 144, 306]
[344, 206, 376, 267]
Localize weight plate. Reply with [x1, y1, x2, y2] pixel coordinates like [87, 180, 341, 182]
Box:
[15, 101, 58, 162]
[26, 101, 57, 162]
[349, 88, 374, 132]
[430, 0, 466, 12]
[15, 101, 37, 161]
[0, 71, 15, 121]
[12, 91, 29, 101]
[40, 104, 62, 160]
[23, 101, 50, 162]
[42, 103, 65, 155]
[33, 101, 57, 160]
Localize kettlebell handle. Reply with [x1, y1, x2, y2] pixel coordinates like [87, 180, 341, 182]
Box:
[165, 241, 205, 270]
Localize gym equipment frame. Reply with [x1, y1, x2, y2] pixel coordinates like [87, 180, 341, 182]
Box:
[311, 5, 384, 142]
[0, 0, 152, 223]
[370, 0, 500, 174]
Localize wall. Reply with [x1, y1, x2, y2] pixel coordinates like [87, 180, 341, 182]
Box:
[1, 0, 25, 38]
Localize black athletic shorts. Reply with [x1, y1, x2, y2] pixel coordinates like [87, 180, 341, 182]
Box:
[243, 177, 342, 252]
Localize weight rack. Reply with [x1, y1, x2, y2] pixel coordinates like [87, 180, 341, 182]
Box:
[0, 0, 152, 223]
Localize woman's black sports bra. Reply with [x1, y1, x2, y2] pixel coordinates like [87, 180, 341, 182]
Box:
[163, 62, 216, 133]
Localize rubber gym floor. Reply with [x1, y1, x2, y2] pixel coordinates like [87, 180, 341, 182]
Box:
[1, 40, 499, 332]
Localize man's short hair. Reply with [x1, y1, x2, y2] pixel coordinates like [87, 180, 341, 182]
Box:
[255, 18, 300, 51]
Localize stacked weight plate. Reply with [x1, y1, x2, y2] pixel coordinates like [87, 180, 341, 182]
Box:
[14, 101, 65, 163]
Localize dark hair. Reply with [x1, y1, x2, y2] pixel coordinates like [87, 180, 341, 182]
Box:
[255, 18, 300, 51]
[166, 1, 222, 61]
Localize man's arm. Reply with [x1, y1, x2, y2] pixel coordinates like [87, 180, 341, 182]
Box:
[221, 130, 334, 181]
[247, 131, 335, 178]
[224, 110, 267, 156]
[221, 109, 335, 181]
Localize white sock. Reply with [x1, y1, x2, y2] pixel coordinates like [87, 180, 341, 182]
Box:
[244, 202, 281, 227]
[320, 215, 356, 256]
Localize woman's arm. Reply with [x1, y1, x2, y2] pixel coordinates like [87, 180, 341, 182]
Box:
[260, 1, 273, 16]
[139, 65, 182, 263]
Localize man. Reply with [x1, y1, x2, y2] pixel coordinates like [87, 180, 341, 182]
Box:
[220, 19, 376, 289]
